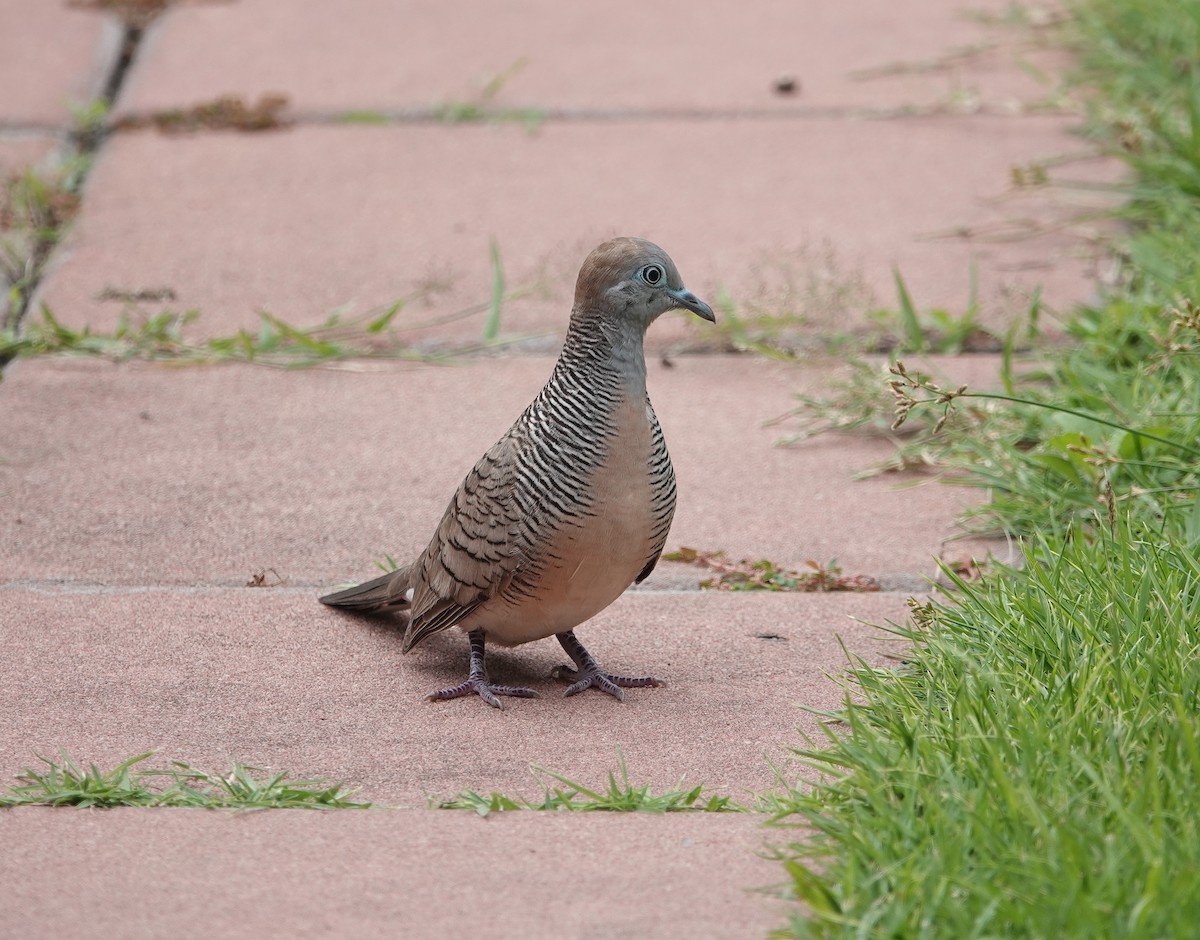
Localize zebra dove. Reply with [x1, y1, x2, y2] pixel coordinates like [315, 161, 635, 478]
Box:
[320, 237, 714, 708]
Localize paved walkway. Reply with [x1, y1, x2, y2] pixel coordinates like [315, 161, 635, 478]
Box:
[2, 2, 1119, 937]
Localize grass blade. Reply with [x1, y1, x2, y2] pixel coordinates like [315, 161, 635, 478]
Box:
[482, 237, 505, 343]
[892, 267, 925, 351]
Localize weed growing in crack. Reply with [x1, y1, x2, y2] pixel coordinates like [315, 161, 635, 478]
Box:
[0, 301, 503, 369]
[0, 164, 86, 329]
[0, 751, 368, 809]
[434, 754, 742, 816]
[428, 57, 545, 129]
[116, 94, 292, 133]
[866, 264, 1042, 355]
[664, 548, 879, 593]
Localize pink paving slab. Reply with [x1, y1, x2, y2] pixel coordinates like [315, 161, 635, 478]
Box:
[1, 809, 789, 938]
[37, 119, 1120, 344]
[118, 0, 1062, 116]
[0, 587, 907, 802]
[0, 0, 120, 126]
[0, 356, 1004, 588]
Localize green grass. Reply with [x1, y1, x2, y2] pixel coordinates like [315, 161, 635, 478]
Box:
[1065, 0, 1200, 302]
[336, 109, 392, 125]
[0, 751, 369, 809]
[482, 236, 505, 343]
[1, 238, 549, 371]
[424, 57, 544, 129]
[770, 1, 1200, 935]
[0, 292, 554, 370]
[697, 287, 813, 359]
[668, 243, 877, 357]
[435, 755, 742, 816]
[1, 164, 85, 326]
[865, 263, 1031, 355]
[775, 294, 1200, 536]
[0, 304, 442, 369]
[2, 751, 733, 816]
[697, 258, 1032, 359]
[773, 523, 1200, 938]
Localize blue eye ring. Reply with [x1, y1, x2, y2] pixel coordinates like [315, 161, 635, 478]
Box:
[640, 264, 664, 285]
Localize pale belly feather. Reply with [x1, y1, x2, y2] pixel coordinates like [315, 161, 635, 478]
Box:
[460, 398, 663, 647]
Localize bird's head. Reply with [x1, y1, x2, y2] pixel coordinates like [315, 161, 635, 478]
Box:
[573, 237, 715, 330]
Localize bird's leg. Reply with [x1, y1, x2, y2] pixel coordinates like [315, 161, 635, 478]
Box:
[552, 630, 663, 702]
[425, 629, 540, 709]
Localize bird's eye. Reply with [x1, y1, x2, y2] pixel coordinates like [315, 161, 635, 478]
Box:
[640, 264, 664, 285]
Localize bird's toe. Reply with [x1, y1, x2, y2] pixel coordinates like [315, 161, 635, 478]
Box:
[554, 663, 660, 701]
[425, 677, 539, 709]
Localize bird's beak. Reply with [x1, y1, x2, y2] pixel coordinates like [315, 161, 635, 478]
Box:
[669, 288, 716, 323]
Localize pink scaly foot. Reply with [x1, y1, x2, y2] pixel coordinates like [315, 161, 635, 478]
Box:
[552, 630, 663, 702]
[426, 629, 539, 709]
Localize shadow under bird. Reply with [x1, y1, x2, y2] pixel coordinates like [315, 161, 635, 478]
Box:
[320, 237, 715, 708]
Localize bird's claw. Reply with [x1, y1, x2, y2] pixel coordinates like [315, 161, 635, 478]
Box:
[551, 664, 663, 701]
[426, 677, 539, 710]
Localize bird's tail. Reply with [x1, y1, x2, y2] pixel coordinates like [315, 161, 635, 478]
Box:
[318, 565, 413, 612]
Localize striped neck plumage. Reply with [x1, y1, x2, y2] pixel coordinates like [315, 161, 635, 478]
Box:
[558, 308, 649, 391]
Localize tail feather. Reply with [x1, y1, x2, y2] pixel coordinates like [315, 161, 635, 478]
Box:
[319, 565, 412, 612]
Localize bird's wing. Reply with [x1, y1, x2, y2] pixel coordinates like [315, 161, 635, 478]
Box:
[402, 432, 526, 651]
